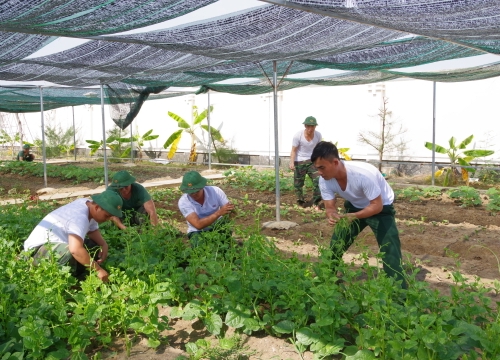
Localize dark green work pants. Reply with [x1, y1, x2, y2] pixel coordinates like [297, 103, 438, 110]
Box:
[331, 201, 406, 287]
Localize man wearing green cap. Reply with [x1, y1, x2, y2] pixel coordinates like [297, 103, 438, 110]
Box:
[108, 170, 159, 229]
[23, 190, 123, 282]
[289, 116, 323, 210]
[17, 144, 35, 162]
[178, 171, 235, 247]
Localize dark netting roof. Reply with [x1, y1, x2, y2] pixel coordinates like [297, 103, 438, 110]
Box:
[262, 1, 500, 51]
[0, 32, 56, 65]
[0, 0, 500, 115]
[0, 0, 218, 36]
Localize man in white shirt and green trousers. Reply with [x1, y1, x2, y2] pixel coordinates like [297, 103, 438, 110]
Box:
[312, 141, 406, 288]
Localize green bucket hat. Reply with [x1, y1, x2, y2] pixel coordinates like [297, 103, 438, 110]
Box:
[303, 116, 318, 126]
[110, 170, 136, 188]
[180, 171, 207, 194]
[23, 144, 31, 149]
[91, 190, 123, 217]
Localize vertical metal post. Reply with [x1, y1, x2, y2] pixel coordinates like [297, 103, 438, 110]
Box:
[39, 87, 47, 187]
[100, 84, 108, 187]
[431, 82, 436, 186]
[130, 121, 134, 163]
[72, 106, 77, 161]
[207, 91, 212, 170]
[273, 61, 281, 221]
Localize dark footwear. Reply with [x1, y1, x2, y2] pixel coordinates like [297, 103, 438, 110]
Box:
[297, 200, 306, 207]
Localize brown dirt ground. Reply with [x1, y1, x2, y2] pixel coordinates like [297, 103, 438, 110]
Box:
[1, 165, 500, 359]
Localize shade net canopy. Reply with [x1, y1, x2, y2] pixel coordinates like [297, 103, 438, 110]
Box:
[0, 1, 500, 121]
[0, 0, 218, 37]
[0, 84, 193, 115]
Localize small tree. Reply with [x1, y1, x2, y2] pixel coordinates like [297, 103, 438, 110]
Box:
[0, 130, 21, 158]
[424, 135, 495, 186]
[42, 123, 77, 158]
[358, 96, 407, 171]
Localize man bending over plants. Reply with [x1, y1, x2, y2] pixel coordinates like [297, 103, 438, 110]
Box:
[108, 170, 159, 229]
[17, 144, 35, 161]
[23, 190, 123, 282]
[311, 141, 406, 288]
[178, 171, 235, 248]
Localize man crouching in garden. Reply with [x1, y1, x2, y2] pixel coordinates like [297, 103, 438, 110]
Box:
[311, 141, 406, 288]
[23, 190, 123, 282]
[178, 171, 235, 248]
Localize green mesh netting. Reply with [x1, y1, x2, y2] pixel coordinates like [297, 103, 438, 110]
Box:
[262, 1, 500, 53]
[0, 1, 499, 112]
[0, 32, 56, 65]
[301, 37, 482, 71]
[0, 0, 217, 36]
[388, 61, 500, 82]
[0, 85, 193, 115]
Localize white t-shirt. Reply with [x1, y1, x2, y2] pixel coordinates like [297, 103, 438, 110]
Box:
[292, 130, 322, 161]
[319, 161, 394, 208]
[24, 198, 99, 250]
[178, 186, 229, 233]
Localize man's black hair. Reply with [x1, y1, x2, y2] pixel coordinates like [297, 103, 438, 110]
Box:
[311, 141, 340, 163]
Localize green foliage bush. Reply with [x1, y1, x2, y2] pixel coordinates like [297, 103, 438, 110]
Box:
[223, 167, 295, 192]
[447, 186, 482, 207]
[486, 188, 500, 213]
[0, 161, 107, 184]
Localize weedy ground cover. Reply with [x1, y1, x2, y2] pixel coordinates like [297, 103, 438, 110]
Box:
[1, 169, 500, 359]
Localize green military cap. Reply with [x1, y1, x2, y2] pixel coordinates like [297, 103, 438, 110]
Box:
[91, 190, 123, 217]
[303, 116, 318, 126]
[23, 144, 31, 149]
[180, 171, 207, 194]
[109, 170, 136, 188]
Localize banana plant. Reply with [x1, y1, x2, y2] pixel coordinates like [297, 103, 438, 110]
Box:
[334, 142, 352, 161]
[121, 129, 159, 159]
[164, 105, 221, 163]
[86, 135, 130, 156]
[425, 135, 494, 186]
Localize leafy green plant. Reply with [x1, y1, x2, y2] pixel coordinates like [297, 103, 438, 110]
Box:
[447, 186, 482, 207]
[486, 188, 500, 213]
[425, 135, 495, 186]
[395, 187, 423, 201]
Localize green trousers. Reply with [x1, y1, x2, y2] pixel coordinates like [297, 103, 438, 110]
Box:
[294, 161, 321, 205]
[331, 201, 406, 288]
[31, 238, 100, 279]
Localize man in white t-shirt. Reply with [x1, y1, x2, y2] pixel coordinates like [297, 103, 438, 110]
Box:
[24, 190, 123, 282]
[311, 141, 406, 288]
[178, 171, 234, 248]
[289, 116, 322, 209]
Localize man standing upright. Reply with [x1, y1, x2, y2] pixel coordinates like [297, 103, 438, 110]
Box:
[289, 116, 322, 209]
[311, 141, 406, 288]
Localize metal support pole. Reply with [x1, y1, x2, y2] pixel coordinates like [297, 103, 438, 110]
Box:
[130, 121, 134, 163]
[207, 91, 212, 170]
[100, 84, 109, 187]
[273, 61, 281, 221]
[39, 87, 47, 187]
[431, 82, 436, 186]
[72, 106, 76, 161]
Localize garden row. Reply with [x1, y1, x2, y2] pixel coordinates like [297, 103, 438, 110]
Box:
[1, 170, 500, 359]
